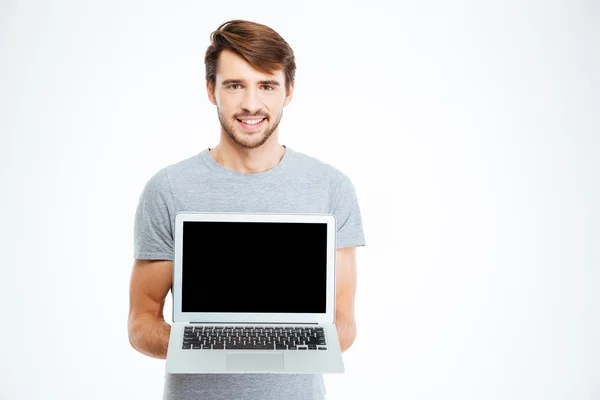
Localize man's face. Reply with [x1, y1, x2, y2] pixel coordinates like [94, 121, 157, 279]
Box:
[207, 50, 294, 149]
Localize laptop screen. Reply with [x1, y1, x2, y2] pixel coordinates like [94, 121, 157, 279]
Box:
[182, 221, 328, 314]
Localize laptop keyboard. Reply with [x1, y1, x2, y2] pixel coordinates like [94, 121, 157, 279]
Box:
[182, 325, 328, 350]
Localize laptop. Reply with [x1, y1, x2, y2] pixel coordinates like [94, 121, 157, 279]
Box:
[165, 212, 345, 374]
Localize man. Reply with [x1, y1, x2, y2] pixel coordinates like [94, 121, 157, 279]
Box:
[128, 19, 366, 400]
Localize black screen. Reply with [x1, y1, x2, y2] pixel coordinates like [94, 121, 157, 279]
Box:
[181, 221, 327, 313]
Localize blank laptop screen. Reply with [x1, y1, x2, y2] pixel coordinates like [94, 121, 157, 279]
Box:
[181, 221, 327, 313]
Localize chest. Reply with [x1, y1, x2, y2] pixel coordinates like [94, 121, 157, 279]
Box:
[173, 179, 333, 214]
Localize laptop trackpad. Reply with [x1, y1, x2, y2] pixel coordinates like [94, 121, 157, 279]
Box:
[226, 353, 285, 372]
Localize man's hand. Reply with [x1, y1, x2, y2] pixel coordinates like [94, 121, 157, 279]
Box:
[336, 313, 357, 353]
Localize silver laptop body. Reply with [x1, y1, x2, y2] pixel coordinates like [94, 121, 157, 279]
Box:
[165, 212, 345, 374]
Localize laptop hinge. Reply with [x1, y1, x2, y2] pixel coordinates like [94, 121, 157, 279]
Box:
[188, 321, 319, 324]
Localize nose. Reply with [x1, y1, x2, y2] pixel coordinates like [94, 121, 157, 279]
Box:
[240, 86, 263, 115]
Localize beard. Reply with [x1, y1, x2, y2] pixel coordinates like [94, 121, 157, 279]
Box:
[217, 107, 283, 150]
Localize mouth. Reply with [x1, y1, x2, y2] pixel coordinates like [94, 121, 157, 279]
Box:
[236, 117, 266, 131]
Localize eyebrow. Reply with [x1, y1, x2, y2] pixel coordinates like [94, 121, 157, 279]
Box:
[221, 79, 281, 87]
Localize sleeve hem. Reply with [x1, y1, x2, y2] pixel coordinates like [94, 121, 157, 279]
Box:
[134, 252, 174, 261]
[336, 241, 366, 249]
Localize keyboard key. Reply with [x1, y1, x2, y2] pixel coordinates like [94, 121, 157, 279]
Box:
[226, 344, 275, 350]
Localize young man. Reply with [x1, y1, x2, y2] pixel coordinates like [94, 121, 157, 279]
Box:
[128, 20, 366, 400]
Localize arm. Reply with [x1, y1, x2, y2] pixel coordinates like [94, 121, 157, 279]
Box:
[127, 259, 173, 359]
[335, 246, 358, 353]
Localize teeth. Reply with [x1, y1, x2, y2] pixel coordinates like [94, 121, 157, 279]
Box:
[240, 118, 264, 125]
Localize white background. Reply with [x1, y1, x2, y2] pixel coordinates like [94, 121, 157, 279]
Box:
[1, 1, 599, 399]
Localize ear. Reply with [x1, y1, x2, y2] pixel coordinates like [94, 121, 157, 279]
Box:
[283, 81, 294, 107]
[206, 81, 217, 105]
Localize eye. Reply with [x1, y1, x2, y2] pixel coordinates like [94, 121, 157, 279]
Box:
[261, 85, 274, 91]
[227, 84, 243, 90]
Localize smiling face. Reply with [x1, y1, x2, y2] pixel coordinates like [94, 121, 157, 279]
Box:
[207, 49, 294, 150]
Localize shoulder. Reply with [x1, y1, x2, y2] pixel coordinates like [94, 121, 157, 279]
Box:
[144, 152, 206, 189]
[289, 149, 358, 204]
[288, 148, 350, 187]
[164, 152, 207, 178]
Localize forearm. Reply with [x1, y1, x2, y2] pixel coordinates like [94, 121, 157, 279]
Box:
[128, 313, 171, 359]
[335, 313, 357, 353]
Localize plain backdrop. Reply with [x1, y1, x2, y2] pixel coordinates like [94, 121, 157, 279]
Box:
[1, 1, 598, 399]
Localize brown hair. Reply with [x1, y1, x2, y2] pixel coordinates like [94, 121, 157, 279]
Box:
[205, 20, 296, 94]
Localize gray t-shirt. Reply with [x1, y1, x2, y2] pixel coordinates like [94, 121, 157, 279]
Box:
[133, 145, 366, 400]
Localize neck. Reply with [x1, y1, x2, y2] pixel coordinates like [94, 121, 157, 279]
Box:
[209, 139, 286, 174]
